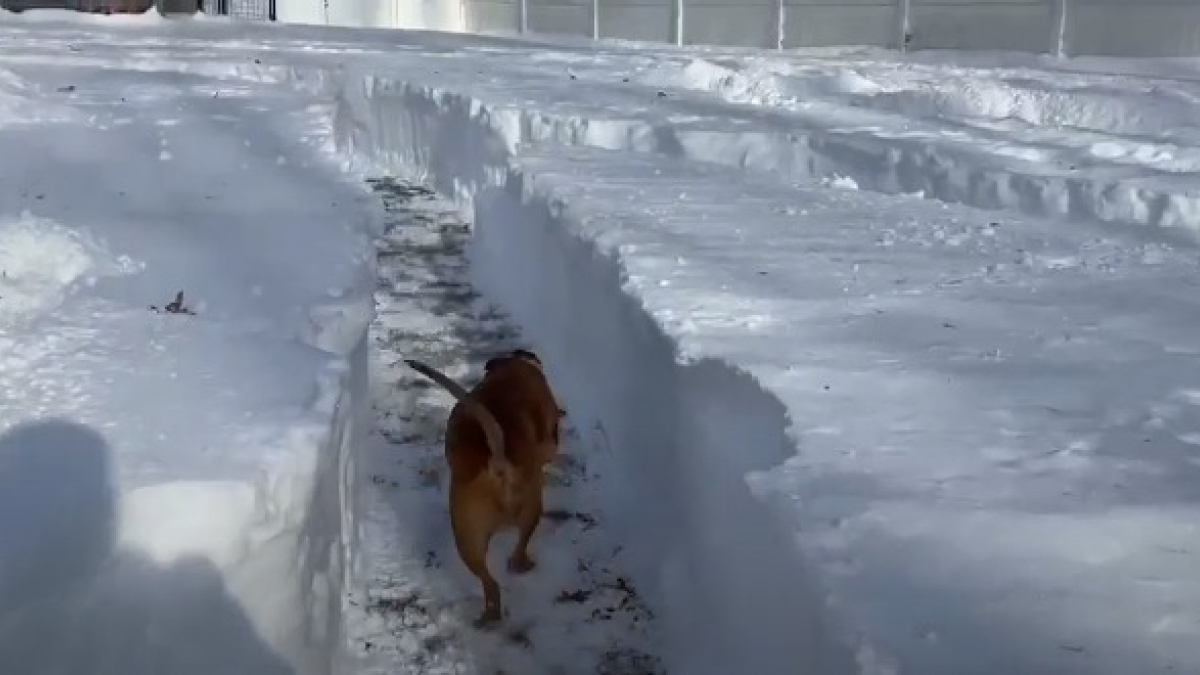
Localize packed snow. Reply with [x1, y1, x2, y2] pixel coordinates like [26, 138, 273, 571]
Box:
[2, 8, 1200, 675]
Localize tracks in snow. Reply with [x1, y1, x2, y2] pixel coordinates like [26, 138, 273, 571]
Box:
[342, 178, 663, 675]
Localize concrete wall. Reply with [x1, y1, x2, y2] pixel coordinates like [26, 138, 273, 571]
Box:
[267, 0, 1200, 57]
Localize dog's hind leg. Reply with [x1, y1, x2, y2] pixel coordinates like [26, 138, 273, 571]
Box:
[507, 485, 543, 574]
[450, 492, 503, 626]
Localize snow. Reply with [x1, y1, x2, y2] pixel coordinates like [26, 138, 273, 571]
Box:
[314, 23, 1200, 675]
[0, 14, 376, 674]
[2, 8, 1200, 675]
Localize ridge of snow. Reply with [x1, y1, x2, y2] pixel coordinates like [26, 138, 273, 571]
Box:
[297, 46, 1200, 241]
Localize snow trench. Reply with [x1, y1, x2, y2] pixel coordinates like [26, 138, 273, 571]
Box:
[310, 64, 1200, 242]
[320, 69, 859, 673]
[246, 51, 1200, 240]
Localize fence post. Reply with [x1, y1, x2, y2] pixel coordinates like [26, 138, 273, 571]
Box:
[519, 0, 527, 32]
[591, 0, 598, 38]
[774, 0, 784, 49]
[670, 0, 683, 45]
[1051, 0, 1068, 56]
[896, 0, 911, 51]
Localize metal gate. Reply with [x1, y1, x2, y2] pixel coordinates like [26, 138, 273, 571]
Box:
[201, 0, 274, 21]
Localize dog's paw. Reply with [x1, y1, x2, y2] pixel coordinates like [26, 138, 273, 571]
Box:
[507, 554, 537, 575]
[474, 608, 503, 630]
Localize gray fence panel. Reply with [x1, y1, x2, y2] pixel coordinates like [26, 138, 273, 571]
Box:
[1066, 0, 1200, 57]
[908, 0, 1055, 53]
[684, 0, 776, 47]
[239, 0, 1200, 58]
[782, 0, 897, 49]
[527, 0, 592, 36]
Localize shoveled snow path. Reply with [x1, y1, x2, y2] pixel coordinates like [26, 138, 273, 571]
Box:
[343, 178, 662, 675]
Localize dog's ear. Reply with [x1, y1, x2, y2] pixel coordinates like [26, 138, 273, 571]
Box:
[483, 357, 503, 372]
[512, 348, 541, 365]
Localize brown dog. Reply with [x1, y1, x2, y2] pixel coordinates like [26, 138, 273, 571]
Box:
[405, 349, 562, 625]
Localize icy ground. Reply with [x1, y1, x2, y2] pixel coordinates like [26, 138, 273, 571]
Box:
[1, 8, 1200, 675]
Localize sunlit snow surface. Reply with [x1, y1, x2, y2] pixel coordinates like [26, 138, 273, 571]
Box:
[0, 8, 1199, 675]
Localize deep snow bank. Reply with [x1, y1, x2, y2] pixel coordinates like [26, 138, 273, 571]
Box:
[0, 44, 377, 673]
[0, 213, 373, 675]
[634, 56, 1200, 240]
[467, 177, 859, 674]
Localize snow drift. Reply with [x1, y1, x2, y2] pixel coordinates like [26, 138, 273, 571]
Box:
[0, 46, 378, 674]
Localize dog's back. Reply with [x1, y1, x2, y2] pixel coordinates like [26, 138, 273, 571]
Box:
[445, 356, 559, 482]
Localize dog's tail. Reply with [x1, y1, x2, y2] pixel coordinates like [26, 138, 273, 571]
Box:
[404, 358, 507, 468]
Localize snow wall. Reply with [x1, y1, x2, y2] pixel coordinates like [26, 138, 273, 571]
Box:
[273, 0, 1200, 57]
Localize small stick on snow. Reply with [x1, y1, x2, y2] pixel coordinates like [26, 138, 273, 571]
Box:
[150, 291, 196, 316]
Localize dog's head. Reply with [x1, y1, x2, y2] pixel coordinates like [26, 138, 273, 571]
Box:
[484, 348, 543, 373]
